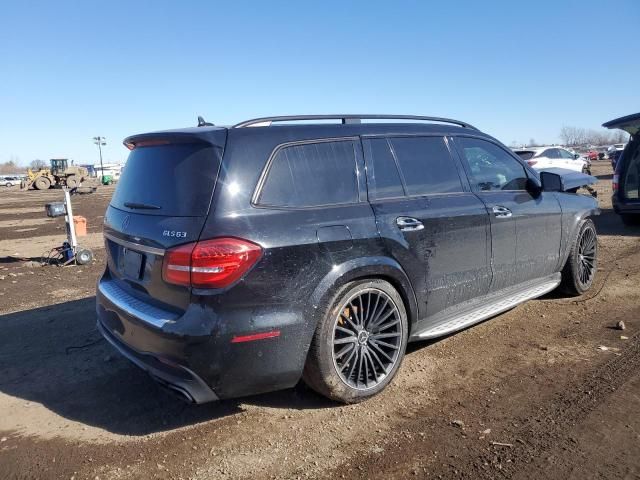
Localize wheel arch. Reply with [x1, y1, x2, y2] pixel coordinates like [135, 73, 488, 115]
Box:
[306, 256, 419, 336]
[559, 207, 600, 269]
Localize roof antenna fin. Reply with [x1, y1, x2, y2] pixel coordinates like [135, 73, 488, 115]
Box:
[197, 115, 214, 127]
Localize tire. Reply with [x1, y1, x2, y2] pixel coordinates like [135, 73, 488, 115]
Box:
[621, 214, 640, 226]
[4, 182, 10, 187]
[303, 279, 409, 403]
[66, 175, 78, 189]
[75, 249, 93, 265]
[559, 219, 598, 296]
[34, 176, 51, 190]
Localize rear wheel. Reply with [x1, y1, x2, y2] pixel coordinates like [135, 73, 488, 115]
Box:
[621, 214, 640, 226]
[34, 176, 51, 190]
[560, 219, 597, 296]
[303, 279, 408, 403]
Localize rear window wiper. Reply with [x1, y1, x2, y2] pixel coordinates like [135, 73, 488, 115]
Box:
[124, 202, 162, 210]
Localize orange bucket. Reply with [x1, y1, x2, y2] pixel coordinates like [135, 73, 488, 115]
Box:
[73, 216, 87, 236]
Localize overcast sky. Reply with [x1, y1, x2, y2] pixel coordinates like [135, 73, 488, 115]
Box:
[0, 0, 638, 165]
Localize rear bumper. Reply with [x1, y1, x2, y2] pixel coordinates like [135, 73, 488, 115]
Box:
[97, 320, 218, 403]
[96, 274, 310, 402]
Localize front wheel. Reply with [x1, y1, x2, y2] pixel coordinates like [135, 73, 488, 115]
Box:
[303, 279, 408, 403]
[560, 219, 598, 296]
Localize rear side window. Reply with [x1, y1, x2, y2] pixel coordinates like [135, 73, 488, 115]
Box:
[622, 146, 640, 200]
[457, 137, 529, 191]
[257, 140, 359, 207]
[111, 143, 220, 217]
[389, 136, 463, 195]
[363, 138, 405, 199]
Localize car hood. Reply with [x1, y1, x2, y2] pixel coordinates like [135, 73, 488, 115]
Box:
[538, 167, 598, 191]
[602, 112, 640, 135]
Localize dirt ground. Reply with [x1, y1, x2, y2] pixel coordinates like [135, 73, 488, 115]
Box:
[1, 163, 639, 480]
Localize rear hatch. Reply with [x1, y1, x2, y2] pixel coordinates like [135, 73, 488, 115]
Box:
[604, 114, 640, 202]
[103, 129, 227, 310]
[603, 113, 640, 135]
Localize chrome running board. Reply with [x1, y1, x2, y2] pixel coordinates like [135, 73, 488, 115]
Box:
[412, 274, 561, 340]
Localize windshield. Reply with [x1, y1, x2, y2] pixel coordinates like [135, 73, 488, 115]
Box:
[515, 151, 536, 161]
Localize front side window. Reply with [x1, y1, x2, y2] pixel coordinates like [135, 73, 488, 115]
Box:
[257, 140, 359, 207]
[558, 149, 574, 159]
[457, 137, 529, 191]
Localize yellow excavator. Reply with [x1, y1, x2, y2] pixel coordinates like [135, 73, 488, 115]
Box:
[23, 159, 88, 190]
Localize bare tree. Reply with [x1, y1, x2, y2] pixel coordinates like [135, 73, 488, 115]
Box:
[612, 130, 629, 144]
[30, 159, 47, 170]
[0, 161, 19, 174]
[559, 126, 586, 146]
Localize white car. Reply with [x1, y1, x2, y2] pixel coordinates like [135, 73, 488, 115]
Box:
[1, 176, 19, 187]
[513, 146, 590, 174]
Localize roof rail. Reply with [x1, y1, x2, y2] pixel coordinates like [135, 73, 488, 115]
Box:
[232, 114, 478, 130]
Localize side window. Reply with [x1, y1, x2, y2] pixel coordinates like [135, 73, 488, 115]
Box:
[257, 140, 359, 207]
[559, 149, 573, 159]
[546, 148, 560, 159]
[362, 138, 404, 199]
[457, 137, 529, 191]
[388, 136, 463, 195]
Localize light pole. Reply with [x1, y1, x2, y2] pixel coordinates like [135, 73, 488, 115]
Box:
[93, 136, 106, 180]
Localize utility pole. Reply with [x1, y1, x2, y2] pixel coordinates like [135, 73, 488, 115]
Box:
[93, 136, 106, 180]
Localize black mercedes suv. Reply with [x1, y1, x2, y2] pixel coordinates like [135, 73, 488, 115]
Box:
[97, 114, 599, 404]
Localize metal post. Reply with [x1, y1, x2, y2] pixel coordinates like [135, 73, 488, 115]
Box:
[93, 136, 106, 181]
[63, 188, 77, 250]
[98, 141, 104, 179]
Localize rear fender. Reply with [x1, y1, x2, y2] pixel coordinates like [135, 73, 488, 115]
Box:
[306, 256, 419, 335]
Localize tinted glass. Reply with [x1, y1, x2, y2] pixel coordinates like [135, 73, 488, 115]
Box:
[558, 149, 573, 159]
[458, 137, 529, 191]
[622, 146, 640, 200]
[363, 138, 404, 199]
[544, 148, 560, 159]
[515, 151, 535, 161]
[111, 143, 220, 217]
[389, 137, 462, 195]
[258, 140, 358, 207]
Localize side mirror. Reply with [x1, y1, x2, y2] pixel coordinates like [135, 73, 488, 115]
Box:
[525, 177, 542, 196]
[540, 171, 562, 192]
[573, 153, 580, 159]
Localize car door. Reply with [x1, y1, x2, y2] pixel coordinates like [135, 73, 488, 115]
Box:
[362, 135, 492, 327]
[453, 136, 562, 291]
[558, 148, 579, 171]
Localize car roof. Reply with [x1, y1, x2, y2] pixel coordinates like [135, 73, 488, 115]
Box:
[125, 121, 493, 148]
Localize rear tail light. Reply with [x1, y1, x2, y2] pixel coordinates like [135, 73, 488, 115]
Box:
[163, 237, 262, 288]
[613, 174, 619, 193]
[527, 160, 538, 167]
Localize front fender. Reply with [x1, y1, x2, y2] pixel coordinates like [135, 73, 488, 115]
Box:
[558, 197, 600, 269]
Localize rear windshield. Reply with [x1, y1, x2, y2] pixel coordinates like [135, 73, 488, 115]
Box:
[515, 151, 535, 161]
[111, 143, 220, 217]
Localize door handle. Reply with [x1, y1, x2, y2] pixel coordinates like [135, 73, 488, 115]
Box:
[396, 216, 424, 232]
[492, 206, 512, 218]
